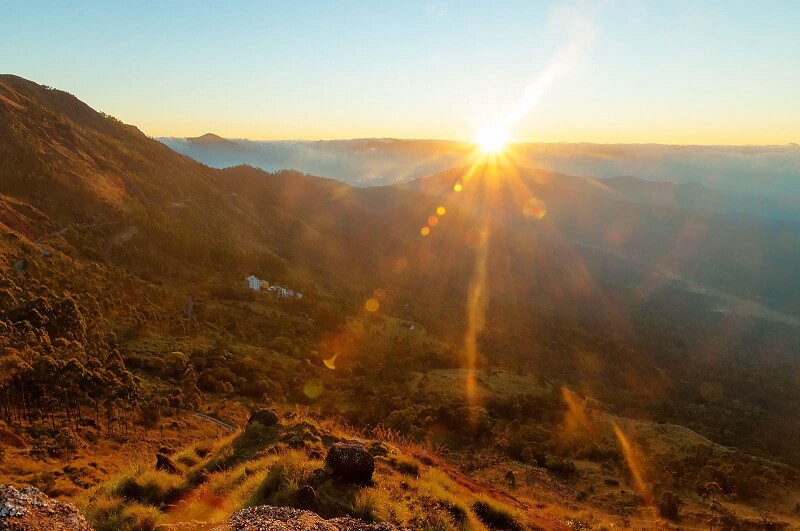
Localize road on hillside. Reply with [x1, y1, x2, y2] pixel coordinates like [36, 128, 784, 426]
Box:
[104, 225, 138, 262]
[191, 412, 236, 431]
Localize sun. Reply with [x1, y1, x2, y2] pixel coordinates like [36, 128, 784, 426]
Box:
[474, 124, 510, 155]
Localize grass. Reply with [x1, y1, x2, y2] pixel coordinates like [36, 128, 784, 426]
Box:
[112, 470, 188, 507]
[471, 496, 524, 531]
[248, 449, 320, 507]
[86, 497, 162, 531]
[389, 455, 421, 477]
[416, 471, 472, 529]
[175, 448, 200, 468]
[86, 416, 542, 531]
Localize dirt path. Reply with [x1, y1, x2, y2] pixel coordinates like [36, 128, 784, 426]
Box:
[34, 225, 70, 243]
[191, 412, 236, 431]
[104, 225, 138, 262]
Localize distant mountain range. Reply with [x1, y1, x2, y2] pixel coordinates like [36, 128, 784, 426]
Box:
[160, 134, 800, 222]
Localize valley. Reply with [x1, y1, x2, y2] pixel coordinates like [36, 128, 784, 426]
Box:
[1, 73, 800, 530]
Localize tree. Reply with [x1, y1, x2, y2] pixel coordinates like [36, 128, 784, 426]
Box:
[699, 481, 723, 503]
[657, 491, 682, 521]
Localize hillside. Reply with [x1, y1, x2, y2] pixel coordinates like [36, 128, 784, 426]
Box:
[2, 75, 800, 529]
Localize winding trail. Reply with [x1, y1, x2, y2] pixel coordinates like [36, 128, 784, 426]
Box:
[191, 412, 236, 431]
[104, 225, 138, 262]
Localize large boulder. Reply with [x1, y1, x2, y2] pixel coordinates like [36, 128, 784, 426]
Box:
[247, 408, 280, 427]
[156, 452, 180, 474]
[0, 484, 90, 530]
[325, 442, 374, 484]
[229, 505, 402, 530]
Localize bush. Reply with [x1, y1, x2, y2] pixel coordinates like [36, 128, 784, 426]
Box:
[86, 498, 160, 531]
[350, 488, 394, 522]
[472, 498, 523, 531]
[249, 450, 313, 506]
[656, 491, 682, 521]
[175, 449, 200, 467]
[113, 471, 187, 506]
[121, 503, 161, 530]
[390, 456, 421, 477]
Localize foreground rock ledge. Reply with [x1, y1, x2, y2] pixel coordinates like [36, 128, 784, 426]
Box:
[0, 484, 90, 531]
[228, 505, 403, 531]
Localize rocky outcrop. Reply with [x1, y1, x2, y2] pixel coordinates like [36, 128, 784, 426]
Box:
[0, 484, 90, 530]
[325, 442, 374, 484]
[228, 505, 402, 530]
[156, 452, 180, 474]
[248, 408, 280, 427]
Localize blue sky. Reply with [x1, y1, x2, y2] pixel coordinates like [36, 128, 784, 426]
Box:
[2, 0, 798, 143]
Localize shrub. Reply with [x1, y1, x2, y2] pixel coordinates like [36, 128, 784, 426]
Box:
[113, 471, 187, 506]
[414, 509, 460, 531]
[656, 491, 682, 521]
[249, 450, 313, 506]
[175, 449, 200, 467]
[86, 498, 161, 531]
[472, 497, 524, 531]
[390, 456, 421, 477]
[350, 488, 395, 522]
[121, 503, 161, 530]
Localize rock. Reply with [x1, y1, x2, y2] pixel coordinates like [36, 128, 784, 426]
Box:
[280, 422, 323, 452]
[229, 505, 403, 530]
[368, 441, 388, 457]
[307, 468, 328, 487]
[0, 484, 90, 530]
[325, 442, 374, 484]
[296, 485, 317, 508]
[248, 408, 280, 427]
[320, 434, 342, 447]
[188, 469, 210, 487]
[0, 426, 25, 449]
[286, 436, 304, 449]
[308, 449, 323, 461]
[156, 452, 180, 474]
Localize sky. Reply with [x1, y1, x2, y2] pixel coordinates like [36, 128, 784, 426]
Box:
[1, 0, 799, 144]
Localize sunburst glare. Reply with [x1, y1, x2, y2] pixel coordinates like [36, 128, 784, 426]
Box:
[474, 124, 510, 155]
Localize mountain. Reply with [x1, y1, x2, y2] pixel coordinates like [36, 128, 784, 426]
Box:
[403, 164, 800, 314]
[2, 75, 800, 528]
[159, 135, 800, 206]
[187, 132, 243, 147]
[602, 175, 800, 222]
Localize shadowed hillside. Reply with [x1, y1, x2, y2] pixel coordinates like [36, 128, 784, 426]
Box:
[2, 75, 800, 529]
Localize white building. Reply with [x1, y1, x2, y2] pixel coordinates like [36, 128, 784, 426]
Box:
[267, 283, 304, 299]
[245, 275, 261, 291]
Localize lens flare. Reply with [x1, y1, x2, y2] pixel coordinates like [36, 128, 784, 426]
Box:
[453, 183, 463, 192]
[420, 226, 431, 236]
[523, 197, 547, 220]
[365, 298, 379, 312]
[428, 215, 439, 227]
[323, 353, 337, 370]
[436, 206, 446, 216]
[612, 421, 652, 504]
[303, 379, 324, 399]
